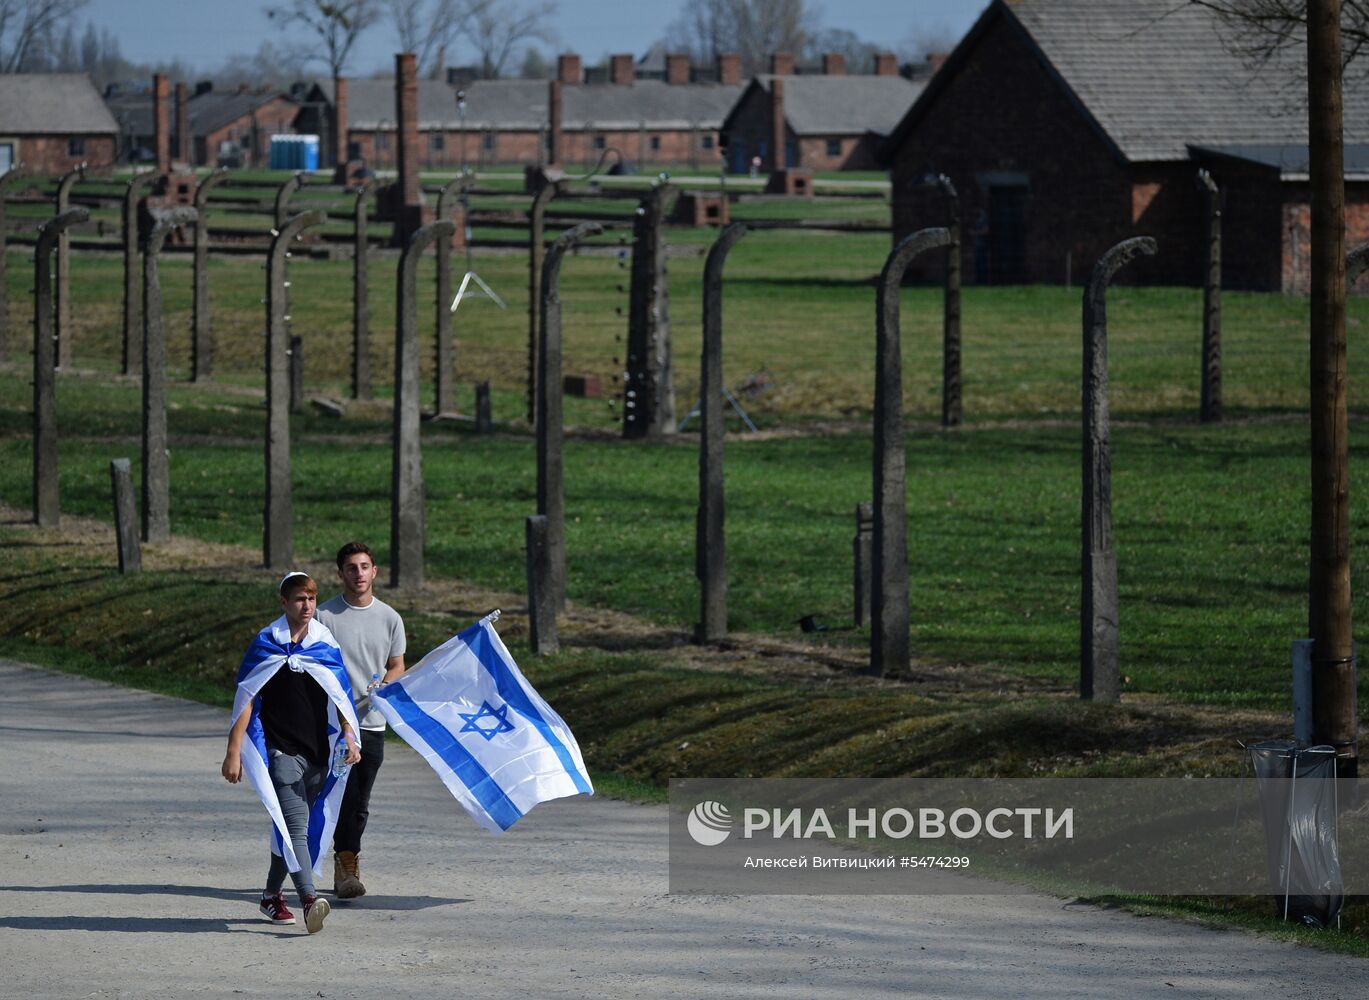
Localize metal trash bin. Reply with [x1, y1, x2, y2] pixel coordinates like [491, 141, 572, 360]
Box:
[1248, 741, 1344, 927]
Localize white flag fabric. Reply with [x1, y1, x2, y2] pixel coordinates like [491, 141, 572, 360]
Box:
[231, 616, 360, 875]
[371, 613, 593, 833]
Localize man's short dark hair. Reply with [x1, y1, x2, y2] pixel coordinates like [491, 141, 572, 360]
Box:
[336, 541, 374, 569]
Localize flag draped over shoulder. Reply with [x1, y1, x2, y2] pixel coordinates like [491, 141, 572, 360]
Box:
[371, 613, 593, 834]
[232, 617, 359, 876]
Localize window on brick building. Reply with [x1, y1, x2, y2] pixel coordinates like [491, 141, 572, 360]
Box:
[68, 137, 85, 157]
[430, 132, 445, 152]
[377, 133, 390, 152]
[650, 135, 661, 151]
[482, 132, 495, 151]
[594, 135, 605, 150]
[701, 135, 714, 150]
[826, 139, 841, 157]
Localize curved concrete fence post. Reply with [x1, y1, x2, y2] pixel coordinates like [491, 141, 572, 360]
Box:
[537, 221, 604, 613]
[434, 171, 474, 416]
[191, 168, 229, 381]
[31, 207, 89, 527]
[1197, 169, 1222, 423]
[54, 162, 86, 368]
[352, 178, 376, 400]
[1081, 236, 1158, 703]
[1349, 241, 1369, 286]
[391, 219, 457, 589]
[871, 226, 952, 677]
[274, 171, 307, 228]
[0, 167, 28, 363]
[263, 209, 327, 570]
[527, 179, 560, 424]
[696, 222, 749, 644]
[121, 170, 161, 376]
[141, 206, 198, 543]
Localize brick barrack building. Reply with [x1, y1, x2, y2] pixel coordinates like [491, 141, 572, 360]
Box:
[880, 0, 1369, 291]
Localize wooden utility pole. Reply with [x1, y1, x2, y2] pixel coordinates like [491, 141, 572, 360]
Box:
[1307, 0, 1356, 776]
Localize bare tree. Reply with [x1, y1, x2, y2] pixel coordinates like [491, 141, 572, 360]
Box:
[0, 0, 88, 72]
[265, 0, 380, 78]
[804, 27, 878, 73]
[464, 0, 555, 80]
[666, 0, 814, 75]
[388, 0, 470, 77]
[1189, 1, 1369, 65]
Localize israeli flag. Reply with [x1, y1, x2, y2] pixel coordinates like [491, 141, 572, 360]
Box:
[231, 617, 359, 876]
[371, 612, 593, 833]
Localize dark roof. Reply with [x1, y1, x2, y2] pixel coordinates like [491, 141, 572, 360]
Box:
[0, 74, 117, 134]
[723, 74, 922, 138]
[187, 91, 296, 134]
[883, 0, 1369, 164]
[1190, 143, 1369, 180]
[340, 77, 744, 131]
[105, 92, 153, 136]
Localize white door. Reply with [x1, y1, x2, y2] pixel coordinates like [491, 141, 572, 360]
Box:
[0, 142, 14, 172]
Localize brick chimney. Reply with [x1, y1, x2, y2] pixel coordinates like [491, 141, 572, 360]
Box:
[548, 79, 563, 165]
[174, 81, 189, 163]
[333, 76, 348, 168]
[665, 53, 690, 85]
[770, 52, 795, 76]
[822, 53, 846, 76]
[153, 73, 170, 173]
[393, 52, 432, 246]
[717, 53, 741, 86]
[873, 52, 898, 76]
[610, 53, 634, 85]
[557, 53, 582, 84]
[770, 78, 785, 171]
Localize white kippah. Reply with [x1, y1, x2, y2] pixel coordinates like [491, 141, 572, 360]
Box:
[279, 570, 310, 593]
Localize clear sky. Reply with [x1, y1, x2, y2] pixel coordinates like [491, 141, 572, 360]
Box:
[76, 0, 985, 77]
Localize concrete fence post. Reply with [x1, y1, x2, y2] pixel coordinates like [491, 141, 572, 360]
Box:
[871, 226, 952, 677]
[1197, 170, 1222, 423]
[435, 172, 474, 416]
[391, 219, 457, 589]
[538, 222, 604, 612]
[54, 162, 86, 368]
[122, 170, 160, 377]
[696, 221, 748, 643]
[191, 168, 229, 381]
[32, 208, 89, 527]
[1081, 236, 1158, 703]
[263, 209, 327, 570]
[352, 178, 375, 400]
[110, 458, 141, 573]
[0, 167, 28, 364]
[141, 206, 197, 544]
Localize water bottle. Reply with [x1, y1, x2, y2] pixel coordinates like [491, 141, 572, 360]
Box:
[331, 737, 352, 779]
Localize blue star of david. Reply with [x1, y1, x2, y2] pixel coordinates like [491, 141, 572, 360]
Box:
[459, 700, 516, 741]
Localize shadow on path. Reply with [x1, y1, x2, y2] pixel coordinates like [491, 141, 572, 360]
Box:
[0, 883, 470, 912]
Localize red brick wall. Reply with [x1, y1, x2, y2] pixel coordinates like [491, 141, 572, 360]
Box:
[198, 96, 300, 167]
[348, 126, 722, 168]
[798, 135, 882, 170]
[1280, 183, 1369, 294]
[15, 135, 117, 174]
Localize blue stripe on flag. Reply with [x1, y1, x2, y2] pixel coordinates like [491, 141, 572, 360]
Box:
[383, 683, 525, 831]
[466, 625, 592, 795]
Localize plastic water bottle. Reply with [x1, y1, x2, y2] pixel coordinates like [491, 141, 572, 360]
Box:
[331, 738, 352, 779]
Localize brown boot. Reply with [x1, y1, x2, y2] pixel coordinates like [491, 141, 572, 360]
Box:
[334, 850, 366, 899]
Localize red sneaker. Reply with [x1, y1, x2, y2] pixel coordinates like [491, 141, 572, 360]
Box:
[258, 892, 295, 925]
[302, 893, 331, 934]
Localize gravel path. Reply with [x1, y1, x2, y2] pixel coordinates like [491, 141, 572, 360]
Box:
[0, 659, 1360, 999]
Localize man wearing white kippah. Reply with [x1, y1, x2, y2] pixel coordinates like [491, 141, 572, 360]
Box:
[316, 541, 407, 899]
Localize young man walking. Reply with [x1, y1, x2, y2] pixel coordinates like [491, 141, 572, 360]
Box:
[316, 541, 407, 898]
